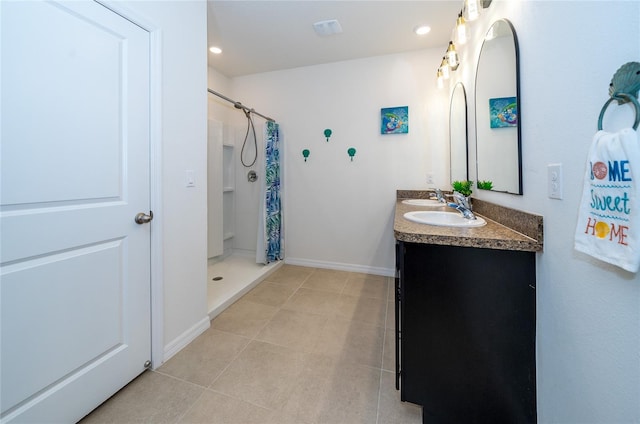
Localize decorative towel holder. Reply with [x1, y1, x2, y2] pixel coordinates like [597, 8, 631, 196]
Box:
[597, 61, 640, 130]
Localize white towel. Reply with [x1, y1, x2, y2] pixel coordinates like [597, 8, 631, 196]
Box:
[574, 128, 640, 272]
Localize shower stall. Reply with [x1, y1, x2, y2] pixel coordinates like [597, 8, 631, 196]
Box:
[206, 89, 283, 319]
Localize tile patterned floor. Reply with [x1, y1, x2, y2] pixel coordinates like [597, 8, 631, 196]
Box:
[81, 265, 422, 424]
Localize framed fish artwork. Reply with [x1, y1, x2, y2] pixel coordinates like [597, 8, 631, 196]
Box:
[489, 97, 517, 128]
[381, 106, 408, 134]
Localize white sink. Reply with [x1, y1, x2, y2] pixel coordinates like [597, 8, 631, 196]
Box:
[401, 199, 444, 207]
[403, 211, 487, 228]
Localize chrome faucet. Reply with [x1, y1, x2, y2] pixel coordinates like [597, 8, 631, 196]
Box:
[448, 191, 476, 219]
[429, 188, 447, 203]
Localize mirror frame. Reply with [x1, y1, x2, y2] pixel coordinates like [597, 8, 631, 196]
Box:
[449, 82, 469, 183]
[474, 18, 522, 195]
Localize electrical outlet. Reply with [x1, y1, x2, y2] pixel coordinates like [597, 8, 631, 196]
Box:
[547, 164, 562, 199]
[426, 173, 435, 185]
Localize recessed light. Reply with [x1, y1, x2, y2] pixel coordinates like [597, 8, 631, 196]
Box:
[414, 25, 431, 35]
[209, 46, 222, 54]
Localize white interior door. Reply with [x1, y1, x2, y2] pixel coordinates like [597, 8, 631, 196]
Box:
[0, 1, 151, 422]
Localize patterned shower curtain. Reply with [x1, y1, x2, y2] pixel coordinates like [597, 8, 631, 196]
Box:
[257, 121, 282, 264]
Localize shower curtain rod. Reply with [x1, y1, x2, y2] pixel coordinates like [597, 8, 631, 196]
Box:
[207, 88, 275, 122]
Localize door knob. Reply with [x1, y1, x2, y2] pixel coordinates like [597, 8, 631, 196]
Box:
[135, 211, 153, 224]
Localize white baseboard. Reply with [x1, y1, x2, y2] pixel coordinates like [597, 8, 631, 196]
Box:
[159, 316, 210, 366]
[284, 257, 394, 277]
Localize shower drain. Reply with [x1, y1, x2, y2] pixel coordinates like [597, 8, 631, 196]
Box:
[212, 276, 223, 281]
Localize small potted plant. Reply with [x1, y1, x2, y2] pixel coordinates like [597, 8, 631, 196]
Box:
[452, 180, 473, 197]
[477, 180, 493, 190]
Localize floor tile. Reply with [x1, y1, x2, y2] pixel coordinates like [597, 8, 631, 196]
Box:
[281, 353, 380, 424]
[265, 265, 313, 289]
[377, 370, 422, 424]
[281, 287, 342, 316]
[382, 328, 396, 372]
[240, 281, 297, 307]
[343, 273, 390, 299]
[387, 276, 397, 301]
[177, 390, 272, 423]
[313, 317, 384, 368]
[157, 328, 250, 387]
[255, 308, 327, 352]
[301, 268, 349, 293]
[334, 293, 387, 327]
[209, 340, 305, 410]
[210, 298, 278, 338]
[80, 371, 203, 423]
[386, 300, 396, 330]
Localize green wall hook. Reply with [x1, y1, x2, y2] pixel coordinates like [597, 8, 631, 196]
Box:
[302, 149, 310, 162]
[324, 129, 332, 142]
[347, 147, 356, 161]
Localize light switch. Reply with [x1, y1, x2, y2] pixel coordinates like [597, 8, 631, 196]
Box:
[185, 170, 195, 188]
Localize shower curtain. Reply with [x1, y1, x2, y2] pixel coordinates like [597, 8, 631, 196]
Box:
[256, 121, 282, 264]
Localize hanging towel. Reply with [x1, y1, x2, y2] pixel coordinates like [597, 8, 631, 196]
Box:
[574, 128, 640, 272]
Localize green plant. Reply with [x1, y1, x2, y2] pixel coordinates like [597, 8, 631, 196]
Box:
[452, 180, 473, 197]
[477, 180, 493, 190]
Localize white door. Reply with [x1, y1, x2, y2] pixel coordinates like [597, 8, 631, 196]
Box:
[0, 1, 151, 422]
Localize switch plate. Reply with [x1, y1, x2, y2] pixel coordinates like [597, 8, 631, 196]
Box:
[547, 164, 562, 199]
[185, 170, 195, 188]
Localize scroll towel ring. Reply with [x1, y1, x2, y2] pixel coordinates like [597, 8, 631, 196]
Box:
[597, 61, 640, 131]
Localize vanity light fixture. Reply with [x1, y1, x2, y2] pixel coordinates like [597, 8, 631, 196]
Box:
[446, 41, 460, 70]
[435, 0, 492, 86]
[209, 46, 222, 54]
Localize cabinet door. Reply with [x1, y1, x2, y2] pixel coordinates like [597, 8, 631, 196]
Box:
[400, 242, 536, 423]
[395, 242, 403, 391]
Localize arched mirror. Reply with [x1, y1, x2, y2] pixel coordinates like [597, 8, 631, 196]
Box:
[450, 82, 468, 183]
[475, 19, 522, 194]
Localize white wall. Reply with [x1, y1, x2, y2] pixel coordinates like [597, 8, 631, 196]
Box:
[122, 0, 209, 361]
[231, 50, 449, 275]
[447, 1, 639, 422]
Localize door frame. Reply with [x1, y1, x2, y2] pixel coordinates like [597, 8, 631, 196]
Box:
[97, 0, 165, 368]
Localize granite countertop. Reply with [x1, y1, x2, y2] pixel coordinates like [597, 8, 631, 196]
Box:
[394, 191, 543, 252]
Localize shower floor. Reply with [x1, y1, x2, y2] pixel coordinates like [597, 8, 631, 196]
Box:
[207, 254, 283, 320]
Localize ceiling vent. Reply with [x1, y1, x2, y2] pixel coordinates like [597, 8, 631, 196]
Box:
[313, 19, 343, 36]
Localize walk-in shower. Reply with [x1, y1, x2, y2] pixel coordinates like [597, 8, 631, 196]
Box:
[206, 88, 283, 319]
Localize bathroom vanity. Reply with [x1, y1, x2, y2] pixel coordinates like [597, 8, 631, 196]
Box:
[394, 191, 543, 423]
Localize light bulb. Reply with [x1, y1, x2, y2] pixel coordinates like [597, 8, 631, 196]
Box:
[437, 69, 444, 89]
[464, 0, 481, 21]
[446, 41, 459, 69]
[440, 57, 450, 79]
[456, 13, 467, 45]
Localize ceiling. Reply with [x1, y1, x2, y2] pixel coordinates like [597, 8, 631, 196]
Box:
[207, 1, 464, 77]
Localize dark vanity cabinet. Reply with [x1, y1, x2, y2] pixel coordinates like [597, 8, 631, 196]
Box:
[395, 241, 536, 423]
